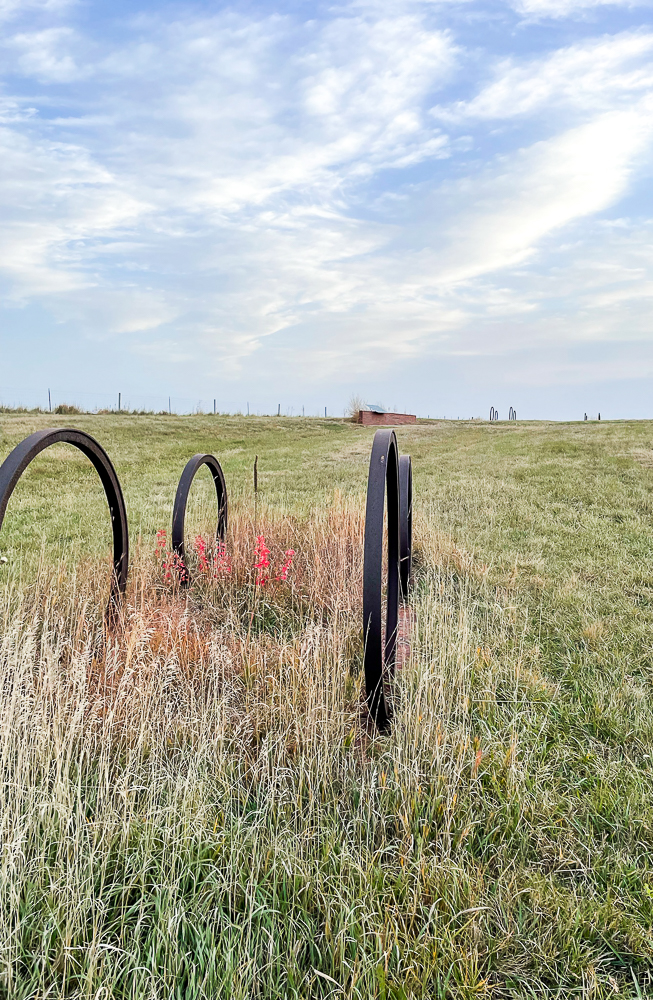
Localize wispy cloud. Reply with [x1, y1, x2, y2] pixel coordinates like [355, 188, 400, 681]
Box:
[510, 0, 652, 20]
[435, 31, 653, 121]
[1, 0, 653, 412]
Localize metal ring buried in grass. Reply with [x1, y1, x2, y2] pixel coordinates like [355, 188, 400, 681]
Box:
[0, 428, 129, 621]
[363, 428, 400, 730]
[399, 453, 412, 600]
[172, 453, 228, 585]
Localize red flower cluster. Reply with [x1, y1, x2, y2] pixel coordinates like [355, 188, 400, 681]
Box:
[194, 534, 209, 573]
[276, 549, 295, 582]
[154, 531, 293, 587]
[155, 529, 188, 584]
[155, 528, 232, 583]
[212, 541, 232, 577]
[253, 535, 271, 586]
[253, 537, 295, 585]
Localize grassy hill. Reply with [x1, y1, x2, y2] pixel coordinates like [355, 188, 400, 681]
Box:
[1, 414, 652, 998]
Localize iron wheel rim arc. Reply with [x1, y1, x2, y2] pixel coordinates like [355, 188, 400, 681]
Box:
[363, 429, 400, 729]
[172, 453, 228, 585]
[0, 428, 129, 617]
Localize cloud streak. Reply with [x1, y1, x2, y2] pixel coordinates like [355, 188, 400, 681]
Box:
[1, 0, 652, 412]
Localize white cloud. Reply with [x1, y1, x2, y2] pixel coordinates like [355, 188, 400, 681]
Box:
[511, 0, 652, 19]
[0, 7, 457, 327]
[0, 0, 653, 398]
[0, 0, 73, 23]
[435, 31, 653, 122]
[0, 125, 149, 298]
[430, 106, 653, 283]
[9, 27, 82, 82]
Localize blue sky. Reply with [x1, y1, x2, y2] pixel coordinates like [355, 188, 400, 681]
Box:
[1, 0, 652, 418]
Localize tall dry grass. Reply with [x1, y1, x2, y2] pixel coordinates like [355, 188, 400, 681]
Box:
[1, 490, 648, 997]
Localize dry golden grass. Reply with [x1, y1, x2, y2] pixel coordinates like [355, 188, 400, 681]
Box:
[2, 415, 653, 997]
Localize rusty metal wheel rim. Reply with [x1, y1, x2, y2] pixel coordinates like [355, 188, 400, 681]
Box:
[363, 429, 400, 729]
[0, 428, 129, 621]
[171, 453, 228, 585]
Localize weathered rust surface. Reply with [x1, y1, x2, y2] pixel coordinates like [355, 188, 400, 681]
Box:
[357, 410, 416, 426]
[399, 454, 412, 598]
[395, 605, 414, 670]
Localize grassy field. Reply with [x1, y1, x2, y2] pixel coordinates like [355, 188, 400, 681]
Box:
[1, 413, 653, 998]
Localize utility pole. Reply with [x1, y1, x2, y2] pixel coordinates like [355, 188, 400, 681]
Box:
[48, 389, 51, 412]
[214, 399, 216, 414]
[277, 403, 281, 416]
[118, 392, 121, 412]
[325, 406, 327, 418]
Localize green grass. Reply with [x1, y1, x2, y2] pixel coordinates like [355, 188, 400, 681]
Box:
[1, 414, 653, 998]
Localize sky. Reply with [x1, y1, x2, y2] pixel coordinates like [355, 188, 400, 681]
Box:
[1, 0, 652, 418]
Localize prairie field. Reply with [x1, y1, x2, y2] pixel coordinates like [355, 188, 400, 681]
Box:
[1, 413, 653, 999]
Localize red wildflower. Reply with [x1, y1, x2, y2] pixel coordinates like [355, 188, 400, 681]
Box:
[276, 549, 295, 582]
[194, 535, 209, 574]
[213, 541, 232, 577]
[161, 548, 188, 585]
[254, 535, 270, 586]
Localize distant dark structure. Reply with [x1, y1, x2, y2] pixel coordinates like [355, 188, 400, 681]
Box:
[584, 413, 587, 421]
[489, 407, 498, 422]
[509, 407, 517, 421]
[358, 403, 416, 427]
[598, 413, 601, 421]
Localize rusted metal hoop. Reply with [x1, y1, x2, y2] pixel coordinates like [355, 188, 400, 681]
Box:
[172, 453, 228, 585]
[399, 454, 412, 599]
[0, 428, 129, 618]
[363, 429, 400, 729]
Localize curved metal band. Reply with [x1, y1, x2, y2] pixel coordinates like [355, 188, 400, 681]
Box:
[399, 454, 412, 599]
[0, 428, 129, 614]
[172, 453, 228, 584]
[363, 429, 400, 729]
